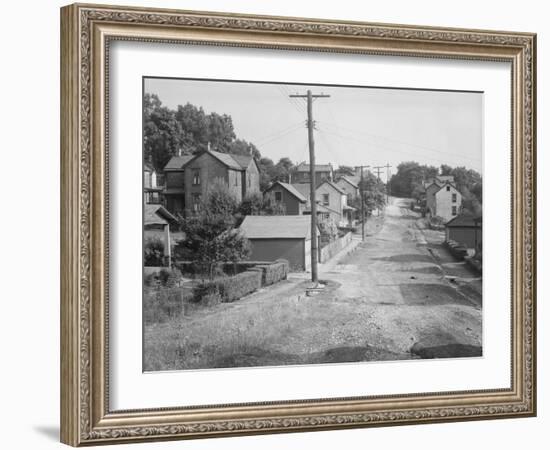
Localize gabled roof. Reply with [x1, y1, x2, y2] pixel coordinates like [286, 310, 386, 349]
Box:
[294, 162, 333, 173]
[239, 215, 319, 239]
[427, 180, 458, 194]
[144, 204, 177, 226]
[230, 154, 253, 169]
[445, 213, 481, 228]
[265, 181, 307, 202]
[144, 162, 155, 173]
[336, 176, 359, 189]
[317, 179, 347, 195]
[291, 183, 312, 200]
[164, 155, 194, 170]
[164, 150, 247, 171]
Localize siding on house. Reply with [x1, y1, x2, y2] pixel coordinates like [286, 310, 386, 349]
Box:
[425, 181, 462, 222]
[163, 150, 260, 216]
[264, 181, 306, 215]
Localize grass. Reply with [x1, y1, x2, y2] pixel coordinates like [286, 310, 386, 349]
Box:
[143, 279, 412, 371]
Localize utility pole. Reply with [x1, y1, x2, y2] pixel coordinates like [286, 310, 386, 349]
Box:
[356, 165, 370, 241]
[290, 90, 330, 285]
[373, 166, 385, 216]
[384, 163, 392, 204]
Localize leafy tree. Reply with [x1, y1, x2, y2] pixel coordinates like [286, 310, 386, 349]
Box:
[238, 192, 286, 216]
[354, 172, 386, 215]
[143, 94, 185, 171]
[228, 139, 261, 159]
[334, 165, 356, 177]
[144, 237, 165, 267]
[258, 157, 276, 190]
[175, 184, 249, 279]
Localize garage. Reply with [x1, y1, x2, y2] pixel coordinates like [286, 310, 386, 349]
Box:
[239, 215, 320, 271]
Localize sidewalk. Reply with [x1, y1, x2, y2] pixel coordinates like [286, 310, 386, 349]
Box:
[319, 236, 362, 273]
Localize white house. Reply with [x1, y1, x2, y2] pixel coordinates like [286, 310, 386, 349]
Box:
[426, 180, 462, 222]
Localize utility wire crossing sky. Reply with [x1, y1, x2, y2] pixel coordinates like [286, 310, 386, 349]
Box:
[145, 77, 483, 180]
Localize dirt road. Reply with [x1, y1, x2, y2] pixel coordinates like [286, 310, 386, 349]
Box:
[144, 198, 482, 370]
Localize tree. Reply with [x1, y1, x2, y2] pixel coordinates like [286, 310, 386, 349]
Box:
[175, 184, 249, 279]
[258, 157, 276, 190]
[334, 165, 356, 178]
[356, 172, 386, 214]
[228, 139, 261, 159]
[238, 192, 286, 216]
[143, 94, 186, 171]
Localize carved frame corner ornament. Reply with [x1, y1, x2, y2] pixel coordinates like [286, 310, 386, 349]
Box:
[60, 3, 536, 446]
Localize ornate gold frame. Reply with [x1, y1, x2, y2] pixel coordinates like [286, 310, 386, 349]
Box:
[60, 3, 536, 446]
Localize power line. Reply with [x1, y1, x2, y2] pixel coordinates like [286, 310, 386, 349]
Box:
[317, 120, 480, 164]
[289, 90, 330, 286]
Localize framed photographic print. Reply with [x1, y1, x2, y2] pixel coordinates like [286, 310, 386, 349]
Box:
[60, 3, 537, 446]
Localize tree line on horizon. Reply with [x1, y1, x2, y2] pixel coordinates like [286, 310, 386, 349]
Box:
[389, 161, 482, 216]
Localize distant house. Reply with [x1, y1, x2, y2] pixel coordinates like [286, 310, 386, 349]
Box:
[144, 163, 163, 204]
[144, 204, 178, 266]
[291, 162, 333, 184]
[239, 215, 320, 271]
[263, 181, 307, 215]
[291, 181, 355, 226]
[163, 149, 260, 216]
[335, 176, 359, 202]
[426, 180, 462, 222]
[445, 214, 482, 250]
[315, 180, 355, 226]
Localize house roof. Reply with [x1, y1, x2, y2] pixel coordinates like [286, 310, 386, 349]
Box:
[294, 162, 333, 173]
[266, 181, 307, 202]
[164, 150, 247, 171]
[239, 215, 319, 239]
[336, 176, 359, 189]
[427, 180, 458, 193]
[318, 180, 347, 195]
[445, 213, 481, 228]
[230, 154, 253, 169]
[144, 204, 177, 226]
[144, 162, 155, 173]
[291, 183, 312, 199]
[164, 155, 194, 170]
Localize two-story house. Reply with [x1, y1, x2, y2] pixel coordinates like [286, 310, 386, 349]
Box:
[163, 149, 260, 216]
[335, 176, 359, 202]
[143, 163, 163, 204]
[291, 180, 354, 226]
[291, 162, 334, 184]
[263, 181, 307, 215]
[426, 180, 462, 222]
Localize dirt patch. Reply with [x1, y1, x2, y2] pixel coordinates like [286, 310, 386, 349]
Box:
[411, 343, 482, 359]
[372, 254, 433, 264]
[308, 345, 410, 364]
[399, 283, 477, 307]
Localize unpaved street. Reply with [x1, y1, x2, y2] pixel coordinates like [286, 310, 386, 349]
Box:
[326, 197, 481, 359]
[145, 198, 482, 370]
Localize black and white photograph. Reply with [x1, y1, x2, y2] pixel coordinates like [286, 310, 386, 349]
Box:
[142, 77, 483, 372]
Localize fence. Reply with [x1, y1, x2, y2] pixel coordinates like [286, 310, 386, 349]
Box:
[319, 232, 352, 263]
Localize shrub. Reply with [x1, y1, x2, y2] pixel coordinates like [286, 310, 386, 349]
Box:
[145, 268, 183, 288]
[194, 270, 262, 303]
[257, 260, 289, 286]
[144, 237, 165, 267]
[143, 287, 193, 325]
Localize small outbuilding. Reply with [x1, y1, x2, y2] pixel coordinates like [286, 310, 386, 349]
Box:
[445, 213, 482, 250]
[239, 215, 320, 271]
[144, 204, 178, 265]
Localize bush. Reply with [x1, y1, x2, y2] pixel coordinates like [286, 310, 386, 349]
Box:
[143, 287, 193, 325]
[256, 260, 289, 286]
[145, 268, 183, 288]
[144, 237, 165, 267]
[194, 270, 262, 303]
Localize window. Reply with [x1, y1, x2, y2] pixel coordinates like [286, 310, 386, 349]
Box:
[452, 193, 457, 203]
[275, 191, 282, 202]
[446, 185, 450, 191]
[452, 205, 457, 216]
[248, 175, 251, 187]
[234, 172, 238, 186]
[192, 193, 202, 213]
[322, 194, 329, 205]
[192, 169, 200, 185]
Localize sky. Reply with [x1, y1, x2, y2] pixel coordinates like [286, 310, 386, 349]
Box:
[144, 77, 483, 182]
